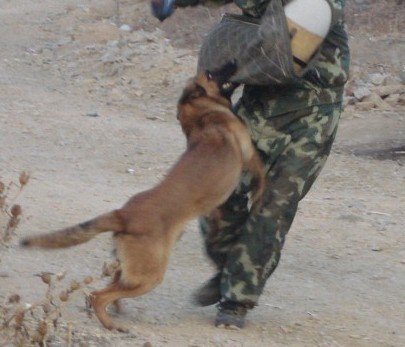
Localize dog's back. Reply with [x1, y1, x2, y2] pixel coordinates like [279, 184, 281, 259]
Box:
[177, 70, 265, 211]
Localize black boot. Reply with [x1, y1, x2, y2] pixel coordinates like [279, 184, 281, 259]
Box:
[192, 273, 222, 306]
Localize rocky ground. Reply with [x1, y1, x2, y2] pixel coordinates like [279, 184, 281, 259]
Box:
[0, 1, 404, 346]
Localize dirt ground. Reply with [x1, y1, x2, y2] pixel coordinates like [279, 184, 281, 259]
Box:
[0, 1, 404, 346]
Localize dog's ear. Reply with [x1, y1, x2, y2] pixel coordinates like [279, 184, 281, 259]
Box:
[178, 83, 206, 104]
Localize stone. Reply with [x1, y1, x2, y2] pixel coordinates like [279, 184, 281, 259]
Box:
[367, 73, 387, 86]
[355, 101, 375, 111]
[353, 85, 371, 101]
[372, 84, 404, 98]
[363, 93, 392, 110]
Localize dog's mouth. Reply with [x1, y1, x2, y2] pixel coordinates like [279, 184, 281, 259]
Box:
[221, 81, 234, 92]
[219, 81, 239, 99]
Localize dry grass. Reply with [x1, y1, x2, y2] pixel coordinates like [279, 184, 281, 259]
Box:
[0, 172, 29, 245]
[0, 172, 120, 346]
[0, 263, 119, 346]
[1, 272, 89, 346]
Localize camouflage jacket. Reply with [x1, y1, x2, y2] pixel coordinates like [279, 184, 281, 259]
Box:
[176, 0, 350, 113]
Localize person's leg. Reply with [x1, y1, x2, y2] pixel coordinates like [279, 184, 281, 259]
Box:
[194, 174, 252, 306]
[195, 99, 341, 327]
[215, 102, 342, 327]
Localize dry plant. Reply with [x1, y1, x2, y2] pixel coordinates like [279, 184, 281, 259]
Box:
[0, 172, 121, 346]
[0, 171, 29, 245]
[0, 260, 120, 346]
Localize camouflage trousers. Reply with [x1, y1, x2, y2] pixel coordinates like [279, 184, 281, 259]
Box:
[199, 98, 342, 307]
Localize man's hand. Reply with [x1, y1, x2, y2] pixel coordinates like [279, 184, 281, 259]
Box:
[151, 0, 176, 22]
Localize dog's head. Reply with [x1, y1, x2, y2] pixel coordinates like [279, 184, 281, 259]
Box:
[177, 62, 237, 137]
[177, 61, 239, 136]
[178, 61, 239, 112]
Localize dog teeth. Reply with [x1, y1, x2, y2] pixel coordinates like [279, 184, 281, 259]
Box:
[222, 82, 232, 90]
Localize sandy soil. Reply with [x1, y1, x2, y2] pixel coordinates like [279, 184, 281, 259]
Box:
[0, 1, 404, 346]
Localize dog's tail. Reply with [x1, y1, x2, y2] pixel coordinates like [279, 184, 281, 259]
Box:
[20, 210, 124, 249]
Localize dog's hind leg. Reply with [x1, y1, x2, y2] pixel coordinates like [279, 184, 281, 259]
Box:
[110, 269, 123, 314]
[89, 280, 157, 332]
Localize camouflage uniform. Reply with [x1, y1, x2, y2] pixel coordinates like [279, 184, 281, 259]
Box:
[178, 0, 350, 310]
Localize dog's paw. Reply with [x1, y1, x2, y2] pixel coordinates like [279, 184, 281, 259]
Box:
[110, 322, 132, 334]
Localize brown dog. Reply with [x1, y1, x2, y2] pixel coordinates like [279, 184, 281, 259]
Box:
[20, 63, 265, 331]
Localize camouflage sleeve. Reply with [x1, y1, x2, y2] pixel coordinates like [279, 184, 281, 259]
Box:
[328, 0, 345, 12]
[175, 0, 233, 8]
